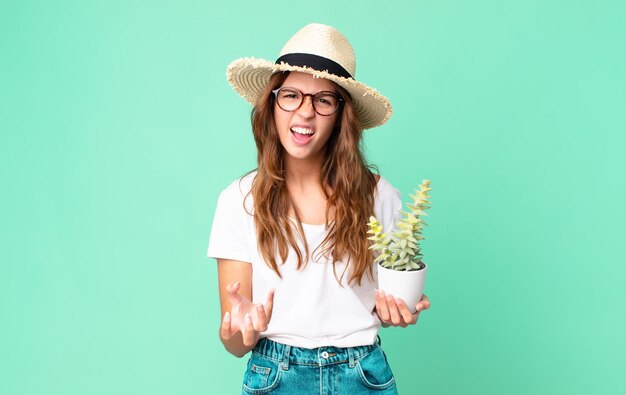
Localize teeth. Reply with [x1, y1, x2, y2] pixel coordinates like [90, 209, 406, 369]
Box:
[291, 127, 314, 135]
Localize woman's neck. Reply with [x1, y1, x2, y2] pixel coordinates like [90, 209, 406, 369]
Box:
[284, 156, 324, 190]
[283, 156, 334, 225]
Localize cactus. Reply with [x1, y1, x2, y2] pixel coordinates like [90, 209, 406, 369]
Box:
[367, 180, 432, 271]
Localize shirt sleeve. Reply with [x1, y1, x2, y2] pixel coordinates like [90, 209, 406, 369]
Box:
[206, 186, 252, 263]
[377, 179, 403, 234]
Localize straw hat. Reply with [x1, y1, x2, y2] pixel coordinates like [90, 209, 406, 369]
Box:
[226, 23, 392, 129]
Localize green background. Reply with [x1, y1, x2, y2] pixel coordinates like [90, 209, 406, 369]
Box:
[1, 0, 625, 394]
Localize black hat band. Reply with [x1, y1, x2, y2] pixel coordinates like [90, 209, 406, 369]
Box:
[275, 53, 352, 79]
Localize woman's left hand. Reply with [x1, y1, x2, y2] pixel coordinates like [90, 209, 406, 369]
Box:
[375, 290, 430, 328]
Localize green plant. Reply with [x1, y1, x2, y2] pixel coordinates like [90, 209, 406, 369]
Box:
[367, 180, 432, 271]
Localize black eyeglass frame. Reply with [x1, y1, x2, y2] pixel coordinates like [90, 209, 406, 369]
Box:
[271, 87, 344, 116]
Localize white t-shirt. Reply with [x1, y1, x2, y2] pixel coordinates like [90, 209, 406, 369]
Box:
[207, 170, 402, 349]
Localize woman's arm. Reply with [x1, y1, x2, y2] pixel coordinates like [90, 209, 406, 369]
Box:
[217, 259, 274, 357]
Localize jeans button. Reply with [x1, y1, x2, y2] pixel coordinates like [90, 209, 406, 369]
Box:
[321, 351, 329, 358]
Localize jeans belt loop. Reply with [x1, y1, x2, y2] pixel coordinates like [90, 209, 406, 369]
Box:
[281, 344, 291, 371]
[347, 346, 356, 369]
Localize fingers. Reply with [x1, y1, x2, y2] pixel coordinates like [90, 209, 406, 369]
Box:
[374, 290, 382, 318]
[226, 282, 243, 305]
[377, 291, 428, 327]
[395, 298, 417, 325]
[264, 288, 275, 320]
[220, 312, 232, 340]
[375, 290, 391, 322]
[241, 313, 255, 346]
[254, 304, 269, 332]
[226, 281, 241, 293]
[385, 293, 406, 327]
[252, 289, 275, 333]
[415, 294, 431, 312]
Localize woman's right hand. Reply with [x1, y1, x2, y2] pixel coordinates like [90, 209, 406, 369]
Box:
[220, 282, 275, 347]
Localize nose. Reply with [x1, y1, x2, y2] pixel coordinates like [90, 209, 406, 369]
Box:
[295, 95, 315, 118]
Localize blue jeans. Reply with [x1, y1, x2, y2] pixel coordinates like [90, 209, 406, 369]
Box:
[241, 336, 398, 394]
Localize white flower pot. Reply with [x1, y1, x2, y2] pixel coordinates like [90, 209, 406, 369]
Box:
[377, 263, 427, 313]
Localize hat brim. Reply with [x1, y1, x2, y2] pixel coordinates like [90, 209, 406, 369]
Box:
[227, 57, 392, 130]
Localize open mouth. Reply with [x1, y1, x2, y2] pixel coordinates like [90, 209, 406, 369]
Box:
[290, 126, 315, 144]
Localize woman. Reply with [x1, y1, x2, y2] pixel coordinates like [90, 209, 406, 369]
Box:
[207, 23, 430, 394]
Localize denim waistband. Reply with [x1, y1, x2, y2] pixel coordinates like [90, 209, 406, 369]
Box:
[252, 336, 381, 369]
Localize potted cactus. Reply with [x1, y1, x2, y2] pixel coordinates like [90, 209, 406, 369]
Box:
[367, 180, 432, 313]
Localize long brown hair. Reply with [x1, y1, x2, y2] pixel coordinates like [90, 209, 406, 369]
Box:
[246, 71, 378, 286]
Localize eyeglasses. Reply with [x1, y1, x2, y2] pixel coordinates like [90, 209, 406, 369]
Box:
[272, 87, 343, 116]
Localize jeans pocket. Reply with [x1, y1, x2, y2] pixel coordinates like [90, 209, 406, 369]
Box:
[355, 347, 396, 390]
[242, 353, 282, 394]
